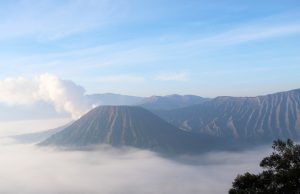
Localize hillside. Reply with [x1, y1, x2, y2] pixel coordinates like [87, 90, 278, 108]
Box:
[40, 106, 223, 154]
[138, 94, 208, 110]
[157, 89, 300, 141]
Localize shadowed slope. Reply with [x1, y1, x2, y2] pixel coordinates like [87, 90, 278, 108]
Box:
[138, 94, 208, 110]
[157, 89, 300, 141]
[40, 106, 222, 154]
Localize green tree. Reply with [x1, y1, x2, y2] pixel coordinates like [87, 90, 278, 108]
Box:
[229, 139, 300, 194]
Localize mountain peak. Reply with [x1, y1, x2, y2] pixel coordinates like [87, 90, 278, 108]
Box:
[40, 105, 211, 154]
[138, 95, 208, 110]
[158, 88, 300, 141]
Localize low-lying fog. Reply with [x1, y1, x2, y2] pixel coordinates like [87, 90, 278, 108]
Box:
[0, 119, 272, 194]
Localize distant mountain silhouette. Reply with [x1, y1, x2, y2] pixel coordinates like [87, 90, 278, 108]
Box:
[86, 93, 208, 110]
[86, 93, 143, 106]
[138, 94, 208, 110]
[12, 122, 72, 144]
[40, 106, 227, 154]
[157, 89, 300, 141]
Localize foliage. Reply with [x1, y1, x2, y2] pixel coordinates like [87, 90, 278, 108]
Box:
[229, 139, 300, 194]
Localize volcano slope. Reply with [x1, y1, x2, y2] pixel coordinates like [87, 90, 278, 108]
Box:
[40, 106, 235, 154]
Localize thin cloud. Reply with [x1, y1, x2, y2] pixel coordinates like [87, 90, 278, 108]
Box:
[154, 72, 189, 81]
[96, 75, 145, 83]
[211, 24, 300, 45]
[0, 1, 126, 41]
[0, 44, 159, 78]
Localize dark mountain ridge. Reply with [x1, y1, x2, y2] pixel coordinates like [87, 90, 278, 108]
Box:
[86, 93, 208, 110]
[40, 106, 231, 154]
[157, 88, 300, 141]
[138, 94, 208, 110]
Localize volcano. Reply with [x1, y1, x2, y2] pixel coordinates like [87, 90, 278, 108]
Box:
[40, 106, 218, 154]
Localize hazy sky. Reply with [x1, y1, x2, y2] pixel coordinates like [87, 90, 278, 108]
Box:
[0, 0, 300, 96]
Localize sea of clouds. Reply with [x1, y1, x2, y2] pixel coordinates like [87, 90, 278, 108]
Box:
[0, 118, 272, 194]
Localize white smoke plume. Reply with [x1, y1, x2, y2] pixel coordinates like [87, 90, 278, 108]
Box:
[0, 74, 91, 119]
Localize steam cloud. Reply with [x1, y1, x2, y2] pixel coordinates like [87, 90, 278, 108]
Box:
[0, 74, 92, 119]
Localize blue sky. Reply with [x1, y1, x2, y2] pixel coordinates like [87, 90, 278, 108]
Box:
[0, 0, 300, 97]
